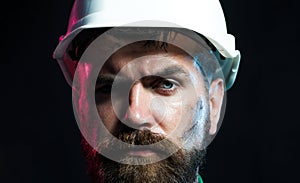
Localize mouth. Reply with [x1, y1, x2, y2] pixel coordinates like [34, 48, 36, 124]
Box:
[128, 149, 157, 157]
[126, 146, 165, 157]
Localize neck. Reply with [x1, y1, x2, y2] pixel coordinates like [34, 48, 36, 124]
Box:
[194, 167, 199, 183]
[195, 167, 204, 183]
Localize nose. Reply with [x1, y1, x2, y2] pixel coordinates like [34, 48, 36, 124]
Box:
[123, 82, 154, 129]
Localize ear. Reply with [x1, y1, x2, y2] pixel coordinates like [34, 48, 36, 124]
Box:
[208, 78, 224, 135]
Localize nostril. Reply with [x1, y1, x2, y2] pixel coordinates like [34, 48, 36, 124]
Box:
[121, 107, 155, 130]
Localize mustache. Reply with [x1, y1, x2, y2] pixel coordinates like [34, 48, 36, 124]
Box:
[96, 129, 180, 162]
[118, 129, 165, 145]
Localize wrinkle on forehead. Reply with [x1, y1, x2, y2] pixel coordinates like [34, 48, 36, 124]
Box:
[101, 42, 193, 74]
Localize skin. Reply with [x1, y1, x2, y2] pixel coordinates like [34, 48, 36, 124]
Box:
[72, 32, 225, 182]
[94, 40, 224, 154]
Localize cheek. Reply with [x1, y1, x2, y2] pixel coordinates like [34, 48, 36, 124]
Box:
[153, 99, 183, 134]
[97, 103, 118, 132]
[151, 94, 196, 137]
[184, 98, 210, 150]
[163, 92, 208, 147]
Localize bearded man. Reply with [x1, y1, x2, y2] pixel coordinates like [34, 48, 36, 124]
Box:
[52, 1, 241, 182]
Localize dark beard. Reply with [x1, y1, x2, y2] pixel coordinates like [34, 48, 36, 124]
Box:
[81, 130, 206, 183]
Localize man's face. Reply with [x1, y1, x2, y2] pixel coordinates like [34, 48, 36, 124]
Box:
[73, 32, 224, 182]
[96, 41, 209, 148]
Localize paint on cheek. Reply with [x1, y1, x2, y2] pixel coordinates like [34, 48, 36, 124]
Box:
[182, 98, 209, 150]
[193, 55, 209, 90]
[74, 63, 93, 129]
[195, 99, 209, 137]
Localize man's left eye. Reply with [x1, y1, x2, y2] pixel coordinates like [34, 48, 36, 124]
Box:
[153, 79, 179, 96]
[160, 80, 175, 89]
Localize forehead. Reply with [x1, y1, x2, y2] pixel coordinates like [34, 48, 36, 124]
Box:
[103, 42, 191, 73]
[74, 28, 219, 88]
[99, 31, 212, 76]
[98, 29, 212, 56]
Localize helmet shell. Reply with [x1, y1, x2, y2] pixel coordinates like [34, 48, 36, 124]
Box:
[53, 0, 241, 89]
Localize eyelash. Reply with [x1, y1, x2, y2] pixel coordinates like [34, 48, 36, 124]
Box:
[153, 79, 178, 96]
[96, 82, 113, 94]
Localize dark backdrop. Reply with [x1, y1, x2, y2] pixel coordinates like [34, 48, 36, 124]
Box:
[1, 0, 299, 182]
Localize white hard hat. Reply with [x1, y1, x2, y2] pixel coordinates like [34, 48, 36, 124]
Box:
[53, 0, 241, 90]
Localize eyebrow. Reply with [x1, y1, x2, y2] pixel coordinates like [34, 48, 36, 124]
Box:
[96, 65, 190, 84]
[153, 65, 189, 77]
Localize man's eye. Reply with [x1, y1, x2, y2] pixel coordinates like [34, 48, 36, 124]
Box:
[160, 80, 175, 89]
[96, 83, 112, 94]
[154, 79, 178, 96]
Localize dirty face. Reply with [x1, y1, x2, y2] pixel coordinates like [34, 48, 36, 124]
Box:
[72, 30, 224, 182]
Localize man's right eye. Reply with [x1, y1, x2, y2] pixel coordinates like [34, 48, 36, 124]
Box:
[96, 83, 112, 94]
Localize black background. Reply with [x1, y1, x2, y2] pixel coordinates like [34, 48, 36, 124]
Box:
[1, 0, 300, 182]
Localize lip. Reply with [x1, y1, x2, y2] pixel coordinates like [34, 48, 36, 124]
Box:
[128, 149, 157, 157]
[126, 146, 165, 157]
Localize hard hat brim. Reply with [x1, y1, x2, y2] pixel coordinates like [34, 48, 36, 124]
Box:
[53, 21, 241, 90]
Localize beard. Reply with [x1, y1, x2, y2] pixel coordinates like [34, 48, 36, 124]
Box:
[81, 129, 207, 183]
